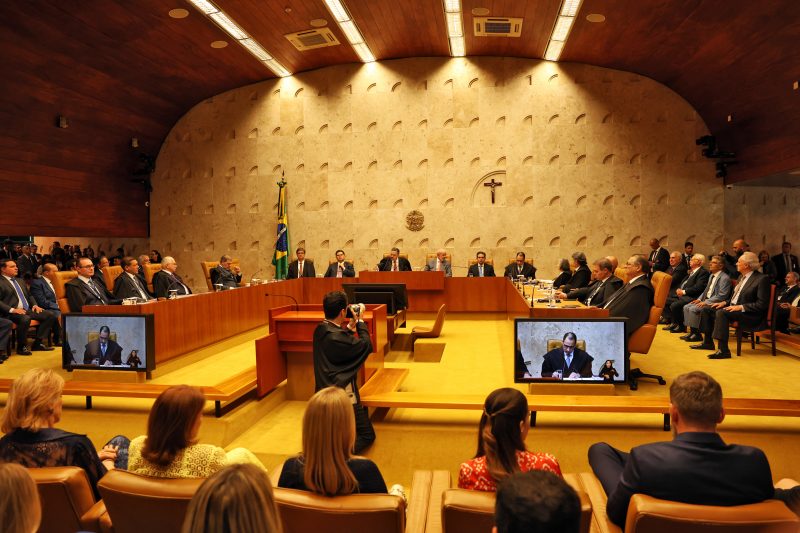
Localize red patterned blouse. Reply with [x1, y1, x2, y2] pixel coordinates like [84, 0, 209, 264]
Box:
[458, 450, 562, 492]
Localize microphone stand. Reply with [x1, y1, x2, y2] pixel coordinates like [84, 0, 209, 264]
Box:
[249, 268, 264, 284]
[265, 293, 299, 312]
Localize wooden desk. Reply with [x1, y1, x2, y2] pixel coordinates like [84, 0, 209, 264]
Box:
[358, 271, 445, 290]
[505, 284, 610, 318]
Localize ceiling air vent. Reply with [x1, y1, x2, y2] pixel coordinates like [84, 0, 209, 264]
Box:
[474, 17, 523, 37]
[285, 28, 340, 51]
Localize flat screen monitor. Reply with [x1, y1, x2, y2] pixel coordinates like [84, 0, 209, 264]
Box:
[62, 314, 155, 371]
[514, 318, 628, 384]
[342, 283, 408, 314]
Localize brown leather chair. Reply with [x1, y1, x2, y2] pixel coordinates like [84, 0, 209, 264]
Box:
[274, 486, 406, 533]
[624, 493, 799, 532]
[28, 466, 107, 533]
[143, 263, 162, 294]
[508, 258, 536, 267]
[615, 267, 629, 283]
[412, 304, 447, 339]
[467, 258, 494, 266]
[97, 469, 204, 533]
[103, 265, 123, 292]
[52, 270, 77, 313]
[547, 338, 587, 352]
[628, 270, 671, 389]
[426, 252, 453, 265]
[200, 259, 240, 291]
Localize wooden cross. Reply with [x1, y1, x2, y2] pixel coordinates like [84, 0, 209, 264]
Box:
[484, 178, 503, 204]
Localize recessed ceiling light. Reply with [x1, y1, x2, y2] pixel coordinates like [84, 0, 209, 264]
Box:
[586, 13, 605, 22]
[210, 40, 228, 48]
[471, 7, 490, 16]
[310, 18, 328, 27]
[168, 8, 189, 19]
[284, 7, 292, 13]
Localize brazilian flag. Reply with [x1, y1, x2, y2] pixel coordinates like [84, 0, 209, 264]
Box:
[271, 178, 289, 280]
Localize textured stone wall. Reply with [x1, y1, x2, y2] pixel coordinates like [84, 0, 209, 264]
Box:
[723, 186, 800, 258]
[151, 57, 728, 290]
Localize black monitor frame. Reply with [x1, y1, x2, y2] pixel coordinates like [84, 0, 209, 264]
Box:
[62, 313, 156, 371]
[342, 283, 408, 315]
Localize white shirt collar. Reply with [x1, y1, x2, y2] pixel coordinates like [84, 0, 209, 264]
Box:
[629, 274, 645, 284]
[78, 274, 93, 283]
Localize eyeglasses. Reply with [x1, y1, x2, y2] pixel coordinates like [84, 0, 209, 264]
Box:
[78, 264, 94, 269]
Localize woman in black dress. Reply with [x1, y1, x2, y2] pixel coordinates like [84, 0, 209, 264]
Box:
[552, 258, 572, 289]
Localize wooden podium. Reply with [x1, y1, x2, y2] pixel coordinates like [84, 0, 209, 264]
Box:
[258, 304, 388, 400]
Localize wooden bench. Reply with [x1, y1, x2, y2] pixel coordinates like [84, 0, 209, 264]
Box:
[359, 392, 800, 431]
[360, 367, 409, 397]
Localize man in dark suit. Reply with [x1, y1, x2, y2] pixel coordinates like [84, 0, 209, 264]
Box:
[603, 255, 654, 338]
[324, 249, 355, 278]
[773, 241, 800, 285]
[377, 247, 412, 272]
[719, 238, 747, 279]
[540, 332, 594, 378]
[0, 259, 56, 355]
[286, 247, 316, 279]
[29, 263, 63, 345]
[647, 238, 670, 273]
[152, 256, 192, 298]
[704, 251, 771, 359]
[558, 258, 622, 308]
[774, 272, 800, 334]
[92, 256, 109, 287]
[503, 252, 536, 279]
[113, 256, 154, 301]
[65, 257, 121, 311]
[682, 241, 694, 267]
[665, 254, 710, 334]
[83, 325, 123, 365]
[210, 255, 242, 289]
[561, 252, 590, 291]
[659, 251, 688, 325]
[589, 371, 775, 528]
[15, 244, 37, 280]
[468, 251, 495, 277]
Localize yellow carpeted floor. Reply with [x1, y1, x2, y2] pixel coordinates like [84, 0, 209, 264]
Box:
[2, 314, 799, 490]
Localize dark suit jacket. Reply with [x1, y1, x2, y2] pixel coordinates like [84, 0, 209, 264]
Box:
[730, 271, 771, 319]
[568, 276, 624, 307]
[210, 265, 241, 288]
[287, 260, 316, 279]
[113, 273, 153, 300]
[562, 265, 591, 291]
[503, 262, 536, 279]
[678, 267, 710, 299]
[468, 263, 496, 277]
[65, 277, 120, 311]
[16, 255, 36, 278]
[605, 276, 654, 337]
[83, 338, 123, 365]
[649, 247, 670, 273]
[772, 253, 800, 282]
[777, 284, 800, 304]
[29, 278, 59, 312]
[604, 432, 774, 528]
[540, 347, 593, 377]
[324, 262, 355, 278]
[0, 276, 41, 315]
[152, 270, 192, 298]
[377, 257, 412, 272]
[666, 263, 688, 293]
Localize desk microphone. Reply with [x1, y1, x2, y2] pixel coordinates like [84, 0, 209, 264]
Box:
[265, 293, 298, 311]
[250, 268, 264, 284]
[165, 275, 184, 298]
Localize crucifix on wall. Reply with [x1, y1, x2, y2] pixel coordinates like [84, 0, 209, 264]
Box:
[484, 178, 503, 204]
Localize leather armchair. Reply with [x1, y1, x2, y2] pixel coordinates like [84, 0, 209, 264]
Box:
[28, 466, 107, 533]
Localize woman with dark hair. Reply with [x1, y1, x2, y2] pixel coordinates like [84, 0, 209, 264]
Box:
[128, 385, 264, 478]
[150, 249, 163, 263]
[552, 258, 572, 289]
[459, 388, 561, 492]
[562, 252, 591, 291]
[758, 250, 778, 283]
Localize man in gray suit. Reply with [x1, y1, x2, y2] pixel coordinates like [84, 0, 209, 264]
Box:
[423, 249, 452, 277]
[681, 256, 732, 343]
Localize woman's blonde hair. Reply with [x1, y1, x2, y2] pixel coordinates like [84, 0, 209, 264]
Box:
[182, 464, 281, 533]
[301, 386, 358, 496]
[0, 463, 42, 533]
[1, 368, 64, 433]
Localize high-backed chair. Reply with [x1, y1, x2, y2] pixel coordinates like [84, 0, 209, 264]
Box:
[426, 252, 453, 264]
[28, 466, 107, 533]
[615, 267, 629, 283]
[274, 487, 406, 533]
[508, 258, 536, 267]
[735, 284, 778, 357]
[52, 270, 77, 313]
[627, 270, 671, 390]
[547, 339, 587, 352]
[383, 252, 409, 259]
[412, 304, 447, 340]
[200, 259, 241, 290]
[97, 469, 204, 533]
[143, 263, 162, 294]
[624, 493, 799, 532]
[467, 258, 494, 266]
[103, 265, 123, 292]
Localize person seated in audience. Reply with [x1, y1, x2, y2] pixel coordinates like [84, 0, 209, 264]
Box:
[551, 258, 572, 288]
[494, 471, 580, 533]
[287, 247, 316, 278]
[503, 252, 536, 280]
[183, 464, 283, 533]
[137, 254, 153, 290]
[602, 255, 654, 339]
[560, 252, 590, 291]
[588, 371, 775, 528]
[424, 248, 453, 276]
[93, 255, 109, 285]
[659, 251, 688, 326]
[719, 238, 747, 279]
[153, 256, 192, 298]
[682, 256, 732, 343]
[468, 251, 496, 277]
[324, 249, 355, 278]
[377, 247, 412, 271]
[278, 386, 389, 495]
[29, 263, 63, 346]
[0, 463, 42, 533]
[557, 258, 622, 308]
[128, 385, 265, 478]
[210, 255, 242, 289]
[773, 241, 799, 286]
[757, 249, 778, 283]
[647, 238, 670, 273]
[664, 254, 710, 334]
[65, 257, 121, 310]
[774, 479, 800, 518]
[149, 249, 163, 264]
[683, 241, 694, 266]
[0, 259, 57, 355]
[775, 272, 800, 334]
[113, 256, 154, 301]
[84, 245, 95, 260]
[459, 388, 561, 492]
[0, 369, 128, 500]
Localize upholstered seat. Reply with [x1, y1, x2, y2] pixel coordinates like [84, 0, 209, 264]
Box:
[412, 304, 447, 339]
[628, 270, 671, 389]
[28, 466, 107, 533]
[102, 265, 123, 292]
[200, 259, 241, 291]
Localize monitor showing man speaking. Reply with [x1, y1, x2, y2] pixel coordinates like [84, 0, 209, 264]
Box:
[514, 318, 628, 384]
[62, 314, 155, 371]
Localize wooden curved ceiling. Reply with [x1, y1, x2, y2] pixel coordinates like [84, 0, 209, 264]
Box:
[1, 0, 797, 236]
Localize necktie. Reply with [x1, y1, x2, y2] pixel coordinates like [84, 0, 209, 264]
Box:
[134, 276, 148, 299]
[705, 274, 718, 299]
[586, 281, 603, 305]
[565, 354, 572, 370]
[88, 280, 107, 304]
[11, 279, 29, 311]
[436, 260, 440, 272]
[786, 254, 791, 274]
[393, 261, 397, 271]
[731, 275, 748, 305]
[101, 343, 107, 357]
[680, 270, 693, 289]
[171, 273, 188, 294]
[479, 265, 483, 277]
[336, 264, 343, 278]
[298, 262, 303, 278]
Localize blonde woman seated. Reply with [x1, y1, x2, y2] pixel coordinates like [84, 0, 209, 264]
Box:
[0, 463, 41, 533]
[183, 464, 282, 533]
[459, 388, 561, 492]
[128, 385, 264, 478]
[0, 369, 127, 500]
[278, 386, 388, 495]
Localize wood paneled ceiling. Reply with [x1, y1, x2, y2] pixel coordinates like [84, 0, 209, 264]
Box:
[1, 0, 798, 236]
